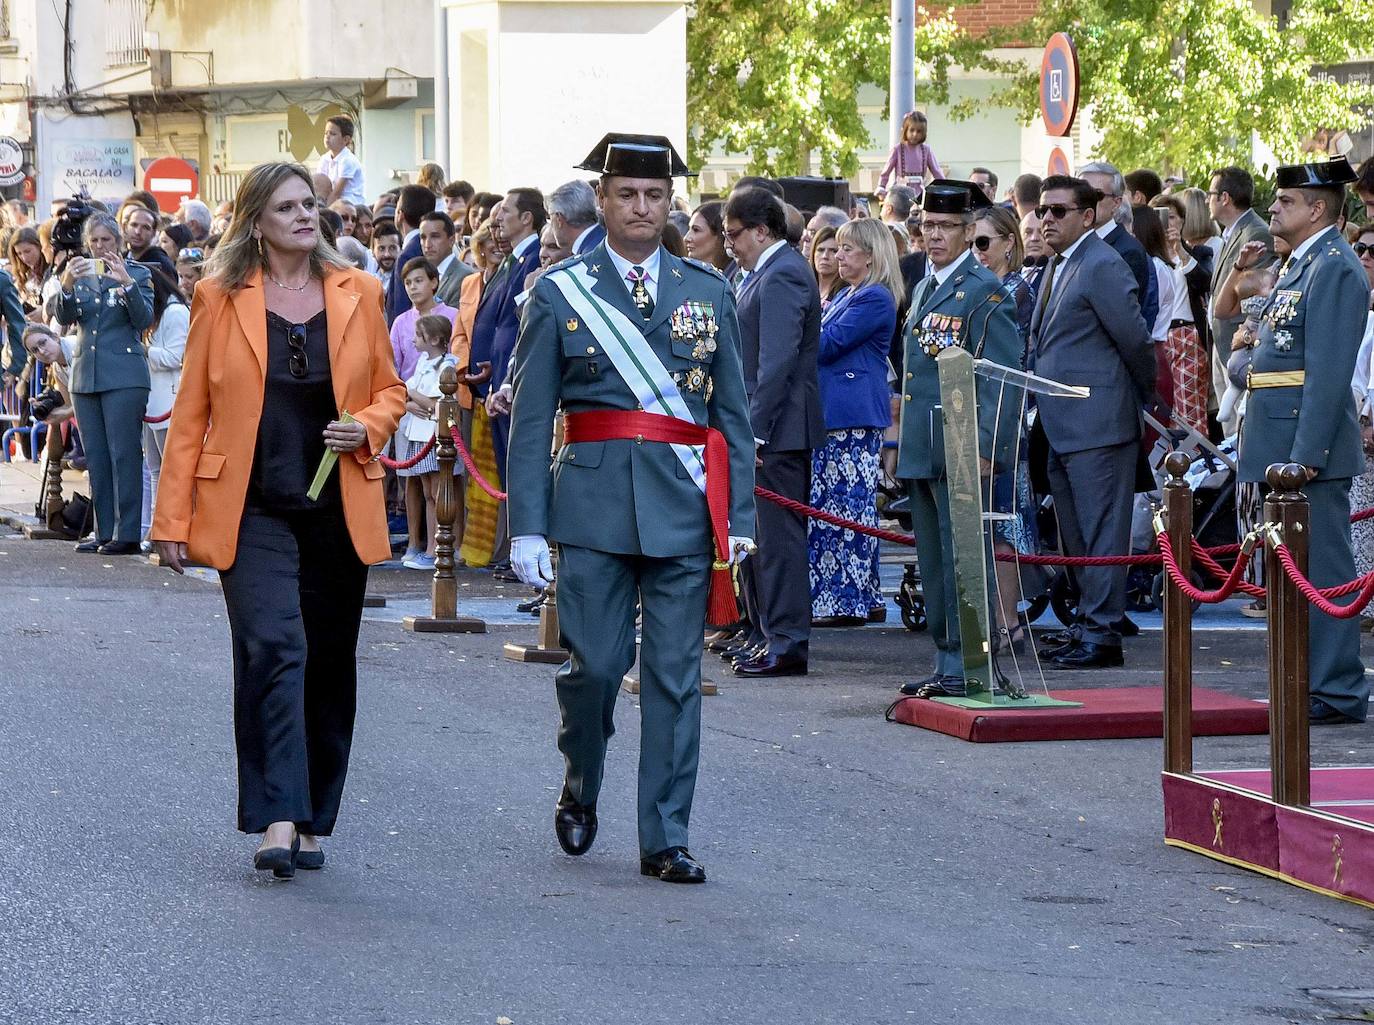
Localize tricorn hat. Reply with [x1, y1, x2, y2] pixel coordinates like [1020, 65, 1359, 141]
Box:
[921, 178, 994, 214]
[1274, 156, 1358, 190]
[576, 133, 693, 178]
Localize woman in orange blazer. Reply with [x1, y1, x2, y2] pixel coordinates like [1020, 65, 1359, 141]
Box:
[151, 162, 405, 879]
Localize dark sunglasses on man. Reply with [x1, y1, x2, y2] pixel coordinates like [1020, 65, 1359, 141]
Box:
[1034, 204, 1085, 220]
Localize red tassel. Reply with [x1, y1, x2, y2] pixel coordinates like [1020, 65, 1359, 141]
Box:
[708, 565, 737, 626]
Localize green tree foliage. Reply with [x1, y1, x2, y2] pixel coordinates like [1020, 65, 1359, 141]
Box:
[925, 0, 1374, 178]
[686, 0, 982, 177]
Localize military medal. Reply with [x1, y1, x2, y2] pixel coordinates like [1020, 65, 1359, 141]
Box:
[692, 338, 708, 361]
[705, 377, 714, 401]
[566, 318, 579, 331]
[685, 366, 706, 393]
[1273, 329, 1293, 352]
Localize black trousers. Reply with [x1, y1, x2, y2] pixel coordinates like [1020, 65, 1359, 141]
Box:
[741, 448, 812, 659]
[219, 505, 368, 835]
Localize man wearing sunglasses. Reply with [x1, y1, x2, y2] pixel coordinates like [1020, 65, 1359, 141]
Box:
[1031, 175, 1154, 670]
[894, 179, 1022, 699]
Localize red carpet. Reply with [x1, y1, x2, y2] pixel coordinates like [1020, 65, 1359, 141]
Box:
[889, 686, 1269, 743]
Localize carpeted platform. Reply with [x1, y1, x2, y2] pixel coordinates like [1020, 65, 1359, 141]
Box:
[889, 686, 1270, 743]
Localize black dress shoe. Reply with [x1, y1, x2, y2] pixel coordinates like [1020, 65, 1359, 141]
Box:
[811, 614, 865, 628]
[74, 537, 106, 553]
[97, 541, 141, 556]
[1038, 627, 1076, 647]
[1048, 641, 1124, 669]
[296, 846, 325, 870]
[253, 832, 300, 879]
[915, 674, 966, 698]
[640, 846, 706, 883]
[900, 674, 941, 697]
[728, 643, 768, 666]
[734, 653, 808, 677]
[516, 591, 545, 614]
[555, 789, 598, 856]
[1310, 698, 1363, 725]
[705, 629, 742, 653]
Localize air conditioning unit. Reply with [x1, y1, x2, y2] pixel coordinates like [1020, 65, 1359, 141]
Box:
[148, 48, 172, 90]
[363, 76, 418, 110]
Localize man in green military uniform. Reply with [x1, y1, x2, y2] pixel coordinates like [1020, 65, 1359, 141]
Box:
[895, 180, 1023, 699]
[506, 134, 756, 883]
[1239, 157, 1369, 724]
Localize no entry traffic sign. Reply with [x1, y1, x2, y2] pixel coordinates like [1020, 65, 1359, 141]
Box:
[1040, 33, 1080, 138]
[144, 156, 199, 213]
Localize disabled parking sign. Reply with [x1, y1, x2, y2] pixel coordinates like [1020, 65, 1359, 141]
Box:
[1040, 33, 1080, 138]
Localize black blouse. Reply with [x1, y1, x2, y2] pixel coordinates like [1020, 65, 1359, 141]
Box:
[247, 309, 339, 510]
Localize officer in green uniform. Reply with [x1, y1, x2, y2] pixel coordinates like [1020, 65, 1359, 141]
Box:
[895, 180, 1023, 698]
[506, 134, 756, 883]
[1239, 157, 1369, 724]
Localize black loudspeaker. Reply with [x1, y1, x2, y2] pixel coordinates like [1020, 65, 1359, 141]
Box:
[777, 176, 851, 213]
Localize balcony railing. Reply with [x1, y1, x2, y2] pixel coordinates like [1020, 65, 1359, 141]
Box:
[105, 0, 147, 68]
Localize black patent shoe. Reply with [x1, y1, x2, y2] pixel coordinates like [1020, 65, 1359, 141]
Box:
[97, 541, 140, 556]
[555, 787, 598, 856]
[75, 536, 105, 553]
[640, 847, 706, 883]
[915, 674, 967, 698]
[1047, 641, 1124, 669]
[1310, 698, 1362, 726]
[253, 831, 300, 879]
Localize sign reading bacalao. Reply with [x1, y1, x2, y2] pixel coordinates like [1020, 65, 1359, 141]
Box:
[50, 139, 136, 199]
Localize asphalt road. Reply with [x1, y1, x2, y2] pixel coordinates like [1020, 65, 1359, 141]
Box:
[2, 534, 1372, 1025]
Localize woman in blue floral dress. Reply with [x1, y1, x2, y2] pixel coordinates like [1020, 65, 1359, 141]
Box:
[808, 218, 902, 625]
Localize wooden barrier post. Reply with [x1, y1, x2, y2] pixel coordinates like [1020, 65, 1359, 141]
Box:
[1263, 462, 1310, 807]
[1161, 451, 1194, 776]
[24, 424, 65, 540]
[405, 366, 487, 634]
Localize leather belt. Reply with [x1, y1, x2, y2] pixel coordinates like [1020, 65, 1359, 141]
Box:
[1246, 369, 1305, 390]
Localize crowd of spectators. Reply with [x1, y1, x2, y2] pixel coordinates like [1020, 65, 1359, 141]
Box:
[7, 114, 1374, 663]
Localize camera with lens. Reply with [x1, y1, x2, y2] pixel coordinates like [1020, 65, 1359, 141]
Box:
[29, 389, 64, 422]
[51, 188, 93, 256]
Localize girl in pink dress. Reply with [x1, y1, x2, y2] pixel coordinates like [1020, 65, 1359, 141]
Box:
[877, 111, 944, 198]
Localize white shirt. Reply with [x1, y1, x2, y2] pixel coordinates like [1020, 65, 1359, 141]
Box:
[749, 239, 789, 279]
[511, 231, 539, 261]
[1150, 256, 1175, 342]
[605, 240, 661, 304]
[1354, 311, 1374, 416]
[573, 224, 598, 254]
[1095, 220, 1116, 242]
[926, 247, 972, 292]
[1167, 261, 1193, 325]
[436, 252, 455, 278]
[1287, 224, 1338, 267]
[1053, 228, 1092, 265]
[317, 148, 366, 206]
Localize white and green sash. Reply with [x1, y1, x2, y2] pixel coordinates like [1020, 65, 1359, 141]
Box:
[545, 263, 707, 492]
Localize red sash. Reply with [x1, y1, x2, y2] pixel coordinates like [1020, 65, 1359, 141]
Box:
[561, 410, 737, 625]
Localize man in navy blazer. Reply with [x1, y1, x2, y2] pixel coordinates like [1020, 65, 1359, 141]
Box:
[1031, 175, 1154, 669]
[1081, 162, 1158, 331]
[385, 185, 434, 325]
[549, 179, 606, 257]
[722, 186, 825, 677]
[479, 187, 546, 482]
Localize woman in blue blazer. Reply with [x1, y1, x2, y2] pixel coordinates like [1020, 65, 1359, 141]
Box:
[809, 218, 900, 626]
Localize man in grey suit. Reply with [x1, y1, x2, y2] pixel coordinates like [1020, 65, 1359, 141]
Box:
[549, 178, 606, 256]
[420, 210, 473, 307]
[1239, 158, 1368, 724]
[1208, 166, 1274, 432]
[1031, 175, 1155, 668]
[723, 185, 825, 676]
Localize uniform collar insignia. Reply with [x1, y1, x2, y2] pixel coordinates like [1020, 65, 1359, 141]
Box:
[671, 267, 683, 279]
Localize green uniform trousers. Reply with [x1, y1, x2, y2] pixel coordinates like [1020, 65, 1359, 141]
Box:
[906, 476, 997, 680]
[1305, 478, 1369, 722]
[554, 543, 712, 857]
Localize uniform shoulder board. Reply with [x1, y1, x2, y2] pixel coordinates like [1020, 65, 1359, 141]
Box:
[682, 257, 726, 281]
[544, 252, 587, 275]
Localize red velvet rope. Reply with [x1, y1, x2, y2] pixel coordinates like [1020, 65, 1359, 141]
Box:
[1273, 544, 1374, 619]
[1189, 538, 1266, 599]
[377, 434, 436, 471]
[452, 426, 508, 500]
[1157, 530, 1255, 603]
[142, 410, 171, 424]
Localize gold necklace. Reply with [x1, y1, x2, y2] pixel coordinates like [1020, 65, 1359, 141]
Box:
[267, 272, 311, 292]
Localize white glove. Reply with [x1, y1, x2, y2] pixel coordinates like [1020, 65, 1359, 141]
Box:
[511, 534, 554, 587]
[727, 536, 755, 567]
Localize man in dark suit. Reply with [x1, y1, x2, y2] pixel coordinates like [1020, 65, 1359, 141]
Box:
[478, 187, 545, 481]
[1031, 175, 1155, 668]
[1207, 166, 1274, 432]
[420, 210, 473, 306]
[384, 184, 435, 325]
[549, 178, 605, 256]
[723, 186, 824, 676]
[1080, 162, 1158, 331]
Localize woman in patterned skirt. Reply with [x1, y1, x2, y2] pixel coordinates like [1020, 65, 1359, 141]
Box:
[808, 218, 901, 625]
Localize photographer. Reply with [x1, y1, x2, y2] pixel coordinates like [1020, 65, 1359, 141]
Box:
[47, 211, 154, 555]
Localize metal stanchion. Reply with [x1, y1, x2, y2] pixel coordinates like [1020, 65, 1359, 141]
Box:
[1263, 462, 1310, 807]
[404, 366, 487, 634]
[1162, 451, 1194, 776]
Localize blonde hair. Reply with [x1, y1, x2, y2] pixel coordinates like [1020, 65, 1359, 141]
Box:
[1180, 187, 1217, 245]
[469, 219, 495, 273]
[836, 217, 904, 301]
[207, 162, 349, 292]
[417, 162, 446, 193]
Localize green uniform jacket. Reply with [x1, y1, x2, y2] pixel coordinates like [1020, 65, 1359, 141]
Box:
[1238, 226, 1366, 484]
[895, 253, 1023, 481]
[49, 261, 155, 394]
[507, 243, 757, 558]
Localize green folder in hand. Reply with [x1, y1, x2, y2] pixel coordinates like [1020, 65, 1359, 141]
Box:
[306, 409, 357, 501]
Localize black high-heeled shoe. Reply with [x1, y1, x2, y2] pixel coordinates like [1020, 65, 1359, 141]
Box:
[253, 831, 300, 879]
[296, 840, 325, 871]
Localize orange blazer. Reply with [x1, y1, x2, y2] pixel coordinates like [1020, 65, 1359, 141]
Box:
[447, 270, 483, 411]
[151, 266, 406, 569]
